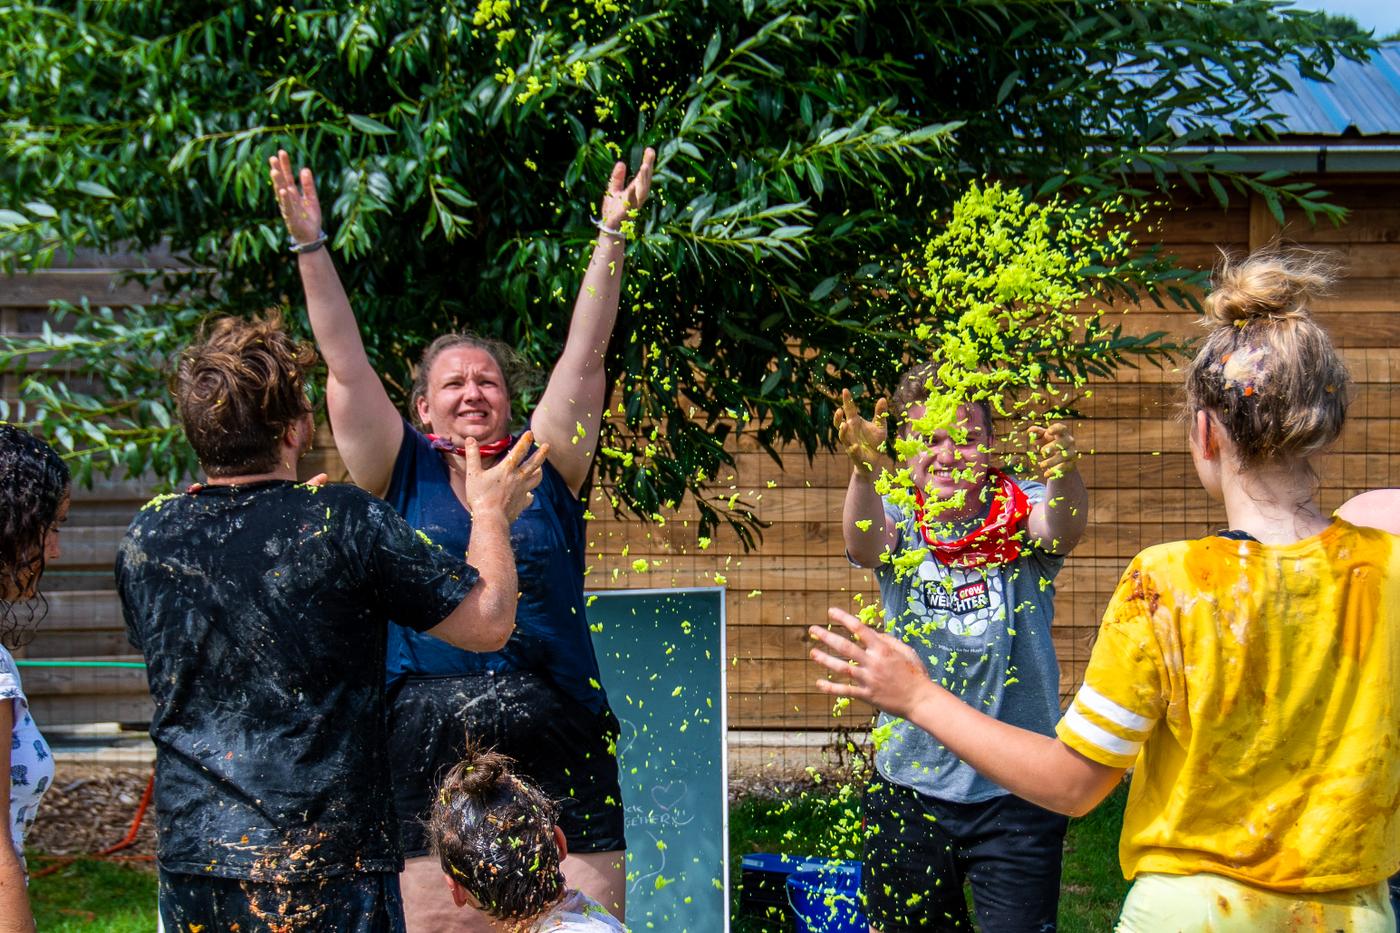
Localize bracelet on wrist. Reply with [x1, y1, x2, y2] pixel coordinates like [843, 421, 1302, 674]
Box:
[289, 230, 329, 255]
[592, 217, 626, 242]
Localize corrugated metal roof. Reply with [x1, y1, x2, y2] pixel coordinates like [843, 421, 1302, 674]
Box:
[1239, 43, 1400, 137]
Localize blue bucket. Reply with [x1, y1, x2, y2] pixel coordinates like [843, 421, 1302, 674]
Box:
[786, 860, 866, 933]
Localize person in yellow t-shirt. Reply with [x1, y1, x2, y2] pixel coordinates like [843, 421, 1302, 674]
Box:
[808, 248, 1400, 932]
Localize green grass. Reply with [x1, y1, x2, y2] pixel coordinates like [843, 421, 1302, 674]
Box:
[729, 784, 1131, 932]
[27, 856, 158, 933]
[23, 786, 1130, 930]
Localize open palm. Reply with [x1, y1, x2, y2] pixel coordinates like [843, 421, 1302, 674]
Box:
[268, 148, 323, 245]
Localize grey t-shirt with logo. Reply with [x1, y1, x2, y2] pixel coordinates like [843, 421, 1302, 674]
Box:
[872, 479, 1064, 803]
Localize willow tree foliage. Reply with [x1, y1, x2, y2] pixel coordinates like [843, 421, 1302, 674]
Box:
[0, 0, 1371, 538]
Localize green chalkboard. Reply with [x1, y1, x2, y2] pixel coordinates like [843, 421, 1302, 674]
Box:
[589, 587, 729, 932]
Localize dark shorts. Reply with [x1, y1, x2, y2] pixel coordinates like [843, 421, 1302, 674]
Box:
[158, 869, 403, 933]
[862, 778, 1068, 933]
[387, 669, 626, 857]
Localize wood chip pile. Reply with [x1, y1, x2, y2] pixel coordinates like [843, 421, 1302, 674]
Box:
[26, 766, 156, 857]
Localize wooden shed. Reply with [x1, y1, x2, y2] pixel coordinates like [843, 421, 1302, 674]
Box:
[5, 46, 1398, 775]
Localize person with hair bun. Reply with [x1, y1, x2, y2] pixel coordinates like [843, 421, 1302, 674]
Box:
[0, 425, 68, 933]
[427, 744, 624, 932]
[811, 249, 1400, 930]
[271, 146, 653, 929]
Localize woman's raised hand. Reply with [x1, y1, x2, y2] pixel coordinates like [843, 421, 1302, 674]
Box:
[268, 149, 323, 246]
[834, 389, 889, 474]
[599, 147, 656, 232]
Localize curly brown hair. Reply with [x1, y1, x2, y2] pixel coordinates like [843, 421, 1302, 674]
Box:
[0, 425, 70, 648]
[426, 741, 565, 923]
[172, 312, 318, 476]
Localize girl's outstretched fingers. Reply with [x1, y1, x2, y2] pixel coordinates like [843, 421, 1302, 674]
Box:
[809, 607, 930, 718]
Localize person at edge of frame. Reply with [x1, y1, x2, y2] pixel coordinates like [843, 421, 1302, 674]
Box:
[832, 364, 1088, 932]
[1336, 485, 1400, 921]
[0, 426, 70, 933]
[813, 248, 1400, 932]
[116, 312, 543, 932]
[268, 144, 653, 931]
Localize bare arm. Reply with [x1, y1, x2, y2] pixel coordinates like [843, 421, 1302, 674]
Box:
[1025, 423, 1088, 556]
[532, 148, 655, 496]
[836, 390, 898, 567]
[270, 150, 402, 496]
[1337, 489, 1400, 535]
[809, 609, 1123, 816]
[845, 472, 898, 568]
[425, 434, 548, 651]
[0, 702, 36, 933]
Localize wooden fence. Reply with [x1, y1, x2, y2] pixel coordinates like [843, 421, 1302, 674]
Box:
[4, 179, 1397, 753]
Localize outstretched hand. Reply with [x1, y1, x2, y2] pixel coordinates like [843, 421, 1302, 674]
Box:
[834, 389, 888, 474]
[809, 608, 932, 720]
[268, 149, 323, 246]
[1029, 422, 1080, 481]
[598, 147, 656, 232]
[459, 431, 549, 524]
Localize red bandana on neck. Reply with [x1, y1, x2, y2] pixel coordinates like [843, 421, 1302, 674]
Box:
[426, 433, 515, 459]
[913, 470, 1033, 569]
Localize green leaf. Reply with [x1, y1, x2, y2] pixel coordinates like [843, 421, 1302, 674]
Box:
[995, 70, 1021, 106]
[347, 114, 395, 136]
[702, 29, 722, 73]
[1206, 173, 1229, 207]
[75, 181, 116, 199]
[810, 276, 838, 302]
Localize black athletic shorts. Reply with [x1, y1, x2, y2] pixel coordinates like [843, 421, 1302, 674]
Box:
[158, 869, 404, 932]
[387, 669, 626, 857]
[862, 778, 1068, 932]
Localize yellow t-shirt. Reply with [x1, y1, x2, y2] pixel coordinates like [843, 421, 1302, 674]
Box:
[1056, 520, 1400, 893]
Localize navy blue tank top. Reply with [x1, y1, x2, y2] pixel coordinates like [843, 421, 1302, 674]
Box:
[383, 420, 607, 713]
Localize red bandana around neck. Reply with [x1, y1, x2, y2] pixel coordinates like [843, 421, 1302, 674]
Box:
[426, 433, 516, 459]
[913, 469, 1033, 569]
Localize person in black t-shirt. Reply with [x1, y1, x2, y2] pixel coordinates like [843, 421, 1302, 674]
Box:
[116, 313, 545, 933]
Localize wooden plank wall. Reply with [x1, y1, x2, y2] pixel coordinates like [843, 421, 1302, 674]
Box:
[583, 177, 1400, 736]
[3, 178, 1396, 751]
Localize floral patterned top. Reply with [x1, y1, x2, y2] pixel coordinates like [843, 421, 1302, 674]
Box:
[0, 643, 53, 866]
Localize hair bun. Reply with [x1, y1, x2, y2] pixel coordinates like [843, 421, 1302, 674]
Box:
[452, 745, 513, 798]
[1203, 249, 1333, 327]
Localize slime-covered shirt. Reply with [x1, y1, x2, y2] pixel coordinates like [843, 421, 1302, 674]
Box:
[1, 643, 53, 867]
[874, 479, 1064, 803]
[116, 480, 477, 880]
[383, 421, 606, 713]
[1057, 520, 1400, 892]
[528, 889, 626, 931]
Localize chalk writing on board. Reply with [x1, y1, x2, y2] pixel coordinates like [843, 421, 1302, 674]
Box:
[623, 784, 696, 829]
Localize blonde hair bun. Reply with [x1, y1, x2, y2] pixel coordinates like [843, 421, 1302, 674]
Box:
[1204, 250, 1332, 326]
[1202, 249, 1334, 327]
[1184, 247, 1349, 466]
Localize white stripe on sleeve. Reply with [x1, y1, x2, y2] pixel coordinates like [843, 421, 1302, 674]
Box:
[1062, 706, 1143, 759]
[1076, 684, 1154, 733]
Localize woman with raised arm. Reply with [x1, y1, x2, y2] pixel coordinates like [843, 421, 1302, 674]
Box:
[270, 147, 653, 931]
[812, 250, 1400, 931]
[0, 426, 69, 933]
